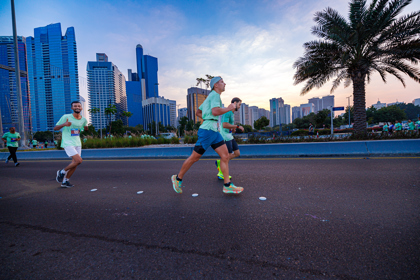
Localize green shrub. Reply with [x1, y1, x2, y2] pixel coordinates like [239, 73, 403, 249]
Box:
[170, 136, 180, 144]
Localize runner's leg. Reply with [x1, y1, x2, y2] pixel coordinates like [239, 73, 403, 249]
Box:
[178, 151, 202, 179]
[64, 154, 82, 179]
[214, 144, 230, 184]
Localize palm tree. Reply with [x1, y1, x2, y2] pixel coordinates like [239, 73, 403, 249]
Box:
[293, 0, 420, 135]
[121, 111, 133, 126]
[104, 104, 117, 134]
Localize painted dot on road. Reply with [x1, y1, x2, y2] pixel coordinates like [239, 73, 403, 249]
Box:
[192, 193, 198, 197]
[137, 191, 144, 194]
[91, 189, 97, 192]
[259, 197, 267, 201]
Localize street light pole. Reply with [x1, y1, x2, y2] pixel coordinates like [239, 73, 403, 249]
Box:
[330, 106, 334, 136]
[11, 0, 27, 147]
[346, 95, 352, 127]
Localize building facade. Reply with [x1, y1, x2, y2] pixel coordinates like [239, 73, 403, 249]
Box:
[177, 107, 188, 124]
[292, 106, 300, 121]
[168, 99, 176, 127]
[142, 97, 170, 131]
[26, 23, 79, 131]
[87, 53, 127, 129]
[300, 103, 315, 117]
[187, 87, 210, 123]
[0, 36, 31, 133]
[308, 97, 322, 113]
[322, 95, 334, 110]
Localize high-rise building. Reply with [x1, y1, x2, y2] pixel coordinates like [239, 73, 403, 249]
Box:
[0, 36, 31, 133]
[187, 87, 210, 123]
[177, 107, 188, 124]
[300, 103, 315, 117]
[258, 108, 270, 120]
[142, 97, 170, 131]
[249, 106, 259, 128]
[126, 80, 143, 127]
[413, 98, 420, 107]
[168, 99, 176, 127]
[283, 104, 291, 124]
[322, 95, 334, 110]
[270, 97, 291, 126]
[79, 95, 88, 120]
[308, 97, 322, 113]
[87, 53, 127, 129]
[372, 100, 386, 110]
[292, 106, 300, 121]
[26, 23, 79, 131]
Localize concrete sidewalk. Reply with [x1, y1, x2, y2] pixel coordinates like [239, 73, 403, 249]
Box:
[1, 139, 419, 160]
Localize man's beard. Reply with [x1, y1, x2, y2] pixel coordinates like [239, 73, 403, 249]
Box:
[73, 109, 81, 114]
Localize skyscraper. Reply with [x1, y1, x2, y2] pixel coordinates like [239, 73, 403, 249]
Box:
[322, 95, 335, 110]
[292, 106, 300, 121]
[0, 36, 31, 133]
[87, 53, 127, 129]
[308, 97, 322, 113]
[177, 107, 188, 124]
[26, 23, 79, 131]
[168, 99, 177, 127]
[187, 87, 210, 123]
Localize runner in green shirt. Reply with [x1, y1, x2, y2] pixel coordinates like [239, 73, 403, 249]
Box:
[215, 97, 244, 179]
[382, 123, 388, 134]
[32, 139, 38, 148]
[407, 120, 415, 131]
[2, 127, 21, 166]
[171, 76, 243, 195]
[394, 120, 402, 132]
[54, 101, 88, 188]
[416, 117, 420, 130]
[44, 141, 48, 148]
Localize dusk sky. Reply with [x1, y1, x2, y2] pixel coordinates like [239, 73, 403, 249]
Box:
[1, 0, 419, 112]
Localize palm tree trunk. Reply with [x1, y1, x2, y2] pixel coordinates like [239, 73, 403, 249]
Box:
[352, 74, 367, 135]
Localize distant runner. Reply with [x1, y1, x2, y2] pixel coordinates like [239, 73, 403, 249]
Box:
[54, 101, 88, 188]
[2, 126, 21, 167]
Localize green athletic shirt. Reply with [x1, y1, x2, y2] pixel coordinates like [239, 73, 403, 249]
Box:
[2, 132, 21, 147]
[199, 90, 222, 132]
[56, 114, 88, 148]
[382, 125, 388, 131]
[220, 111, 234, 141]
[416, 121, 420, 129]
[32, 139, 37, 145]
[395, 123, 402, 130]
[408, 122, 415, 130]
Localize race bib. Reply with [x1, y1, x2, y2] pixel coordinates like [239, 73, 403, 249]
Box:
[71, 128, 80, 136]
[11, 138, 17, 142]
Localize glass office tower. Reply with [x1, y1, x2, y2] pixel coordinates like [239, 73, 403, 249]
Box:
[26, 23, 79, 131]
[0, 36, 31, 133]
[87, 53, 127, 129]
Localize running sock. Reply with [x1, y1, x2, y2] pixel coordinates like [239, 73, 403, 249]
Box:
[224, 182, 231, 187]
[176, 175, 182, 182]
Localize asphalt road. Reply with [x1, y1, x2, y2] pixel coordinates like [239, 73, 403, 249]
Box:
[1, 157, 419, 280]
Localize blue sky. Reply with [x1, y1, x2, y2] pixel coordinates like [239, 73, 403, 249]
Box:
[1, 0, 419, 111]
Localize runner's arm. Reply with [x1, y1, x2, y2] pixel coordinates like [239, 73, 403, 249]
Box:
[212, 103, 236, 116]
[196, 109, 202, 118]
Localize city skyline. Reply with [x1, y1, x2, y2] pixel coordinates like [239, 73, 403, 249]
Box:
[1, 0, 419, 115]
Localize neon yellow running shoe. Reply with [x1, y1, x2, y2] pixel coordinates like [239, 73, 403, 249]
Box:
[223, 183, 244, 194]
[217, 172, 231, 180]
[215, 159, 220, 172]
[171, 175, 183, 194]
